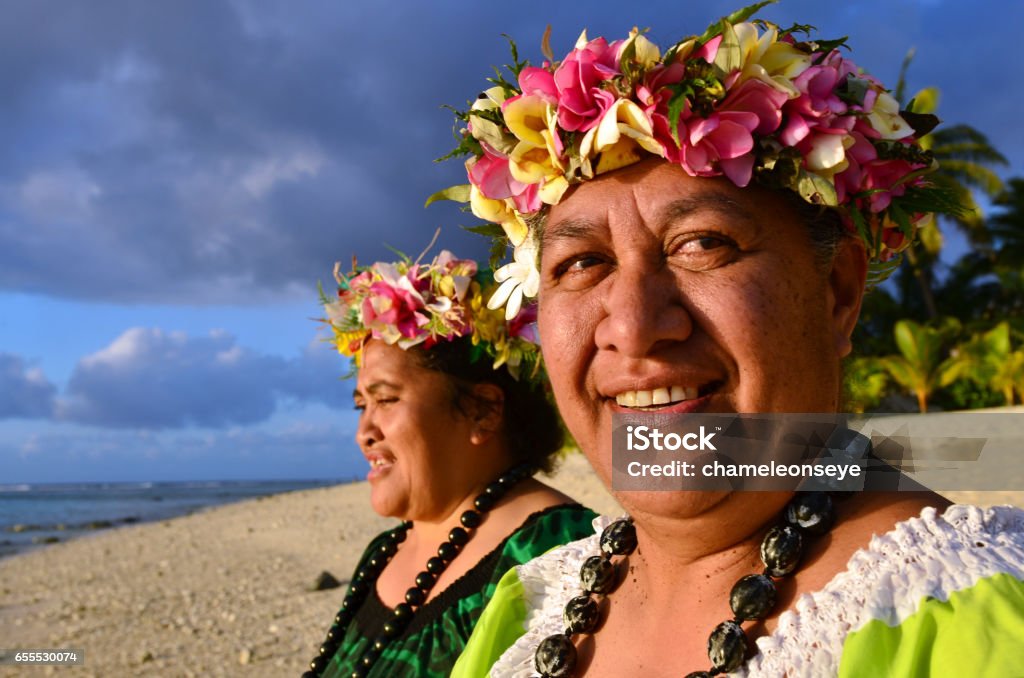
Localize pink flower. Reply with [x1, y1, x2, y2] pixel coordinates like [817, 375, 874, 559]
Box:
[832, 130, 878, 203]
[857, 157, 920, 212]
[553, 36, 623, 132]
[362, 278, 427, 340]
[678, 110, 759, 185]
[508, 302, 539, 344]
[518, 66, 558, 102]
[643, 69, 785, 187]
[779, 51, 855, 147]
[467, 143, 541, 213]
[693, 35, 722, 64]
[720, 78, 789, 136]
[434, 250, 478, 280]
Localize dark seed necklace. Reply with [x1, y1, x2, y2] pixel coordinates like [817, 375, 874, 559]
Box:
[302, 463, 534, 678]
[534, 492, 837, 678]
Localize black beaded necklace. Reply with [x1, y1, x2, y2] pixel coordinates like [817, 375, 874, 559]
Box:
[302, 463, 534, 678]
[533, 492, 837, 678]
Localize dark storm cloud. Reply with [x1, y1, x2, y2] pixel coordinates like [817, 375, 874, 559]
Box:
[1, 1, 1020, 303]
[58, 327, 352, 428]
[0, 353, 57, 419]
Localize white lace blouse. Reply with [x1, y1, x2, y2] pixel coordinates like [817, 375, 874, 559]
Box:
[486, 505, 1024, 677]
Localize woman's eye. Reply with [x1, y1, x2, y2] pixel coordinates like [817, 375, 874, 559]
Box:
[672, 234, 738, 269]
[679, 235, 728, 251]
[552, 253, 607, 280]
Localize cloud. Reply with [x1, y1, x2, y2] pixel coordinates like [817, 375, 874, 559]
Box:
[0, 0, 496, 304]
[0, 1, 1019, 306]
[0, 353, 57, 419]
[58, 327, 352, 429]
[0, 416, 365, 483]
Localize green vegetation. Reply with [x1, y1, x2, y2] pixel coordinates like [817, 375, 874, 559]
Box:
[844, 55, 1022, 413]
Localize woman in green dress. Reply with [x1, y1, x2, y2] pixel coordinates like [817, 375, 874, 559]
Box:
[303, 249, 597, 677]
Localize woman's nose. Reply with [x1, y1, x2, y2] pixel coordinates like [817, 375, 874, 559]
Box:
[356, 409, 381, 449]
[593, 259, 693, 358]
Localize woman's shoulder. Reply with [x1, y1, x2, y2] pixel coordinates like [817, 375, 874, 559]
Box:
[474, 516, 612, 677]
[502, 502, 600, 550]
[484, 507, 1024, 677]
[482, 502, 601, 593]
[746, 504, 1024, 677]
[794, 503, 1024, 625]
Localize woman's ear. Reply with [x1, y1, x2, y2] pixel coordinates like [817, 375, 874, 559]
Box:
[468, 383, 505, 445]
[828, 237, 868, 358]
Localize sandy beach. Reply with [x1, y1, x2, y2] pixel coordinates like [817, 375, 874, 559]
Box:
[0, 453, 622, 678]
[1, 437, 1020, 678]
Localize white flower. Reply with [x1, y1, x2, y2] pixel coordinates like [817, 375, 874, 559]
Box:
[487, 234, 540, 321]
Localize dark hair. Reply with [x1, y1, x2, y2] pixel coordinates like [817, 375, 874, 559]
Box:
[411, 338, 564, 473]
[783, 194, 851, 270]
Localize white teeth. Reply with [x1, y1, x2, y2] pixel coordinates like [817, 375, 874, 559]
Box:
[615, 386, 702, 408]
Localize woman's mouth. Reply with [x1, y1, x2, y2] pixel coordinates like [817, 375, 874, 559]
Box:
[613, 382, 722, 412]
[366, 454, 395, 480]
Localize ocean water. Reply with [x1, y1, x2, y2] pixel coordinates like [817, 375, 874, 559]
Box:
[0, 479, 341, 559]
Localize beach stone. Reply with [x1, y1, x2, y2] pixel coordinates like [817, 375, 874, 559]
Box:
[139, 650, 154, 663]
[238, 648, 252, 665]
[311, 570, 342, 591]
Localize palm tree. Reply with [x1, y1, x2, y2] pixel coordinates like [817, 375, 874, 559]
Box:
[879, 318, 962, 412]
[990, 178, 1024, 269]
[947, 322, 1024, 405]
[843, 356, 889, 413]
[893, 52, 1009, 319]
[932, 178, 1024, 331]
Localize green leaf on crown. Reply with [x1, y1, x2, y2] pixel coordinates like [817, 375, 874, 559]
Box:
[425, 184, 471, 207]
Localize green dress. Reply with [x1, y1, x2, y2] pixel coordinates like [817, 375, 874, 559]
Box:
[320, 503, 597, 678]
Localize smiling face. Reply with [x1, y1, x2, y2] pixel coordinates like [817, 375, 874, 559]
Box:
[353, 340, 479, 521]
[537, 159, 866, 503]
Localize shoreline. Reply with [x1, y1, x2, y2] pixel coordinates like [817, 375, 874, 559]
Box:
[0, 479, 345, 561]
[0, 453, 621, 677]
[0, 450, 1018, 677]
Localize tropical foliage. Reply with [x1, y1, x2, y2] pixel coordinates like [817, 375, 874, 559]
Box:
[844, 62, 1021, 413]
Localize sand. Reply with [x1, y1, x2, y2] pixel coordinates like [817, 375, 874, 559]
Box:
[0, 453, 621, 678]
[0, 436, 1019, 678]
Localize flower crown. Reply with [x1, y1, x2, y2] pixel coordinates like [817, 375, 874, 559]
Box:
[320, 249, 542, 380]
[431, 2, 963, 319]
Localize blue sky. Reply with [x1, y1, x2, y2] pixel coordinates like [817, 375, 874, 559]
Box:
[2, 0, 1022, 482]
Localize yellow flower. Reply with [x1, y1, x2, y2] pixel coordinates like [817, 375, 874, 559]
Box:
[579, 99, 664, 177]
[505, 95, 569, 206]
[623, 27, 661, 69]
[469, 186, 529, 246]
[539, 175, 569, 206]
[470, 86, 516, 154]
[504, 94, 550, 148]
[867, 92, 915, 140]
[734, 22, 809, 96]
